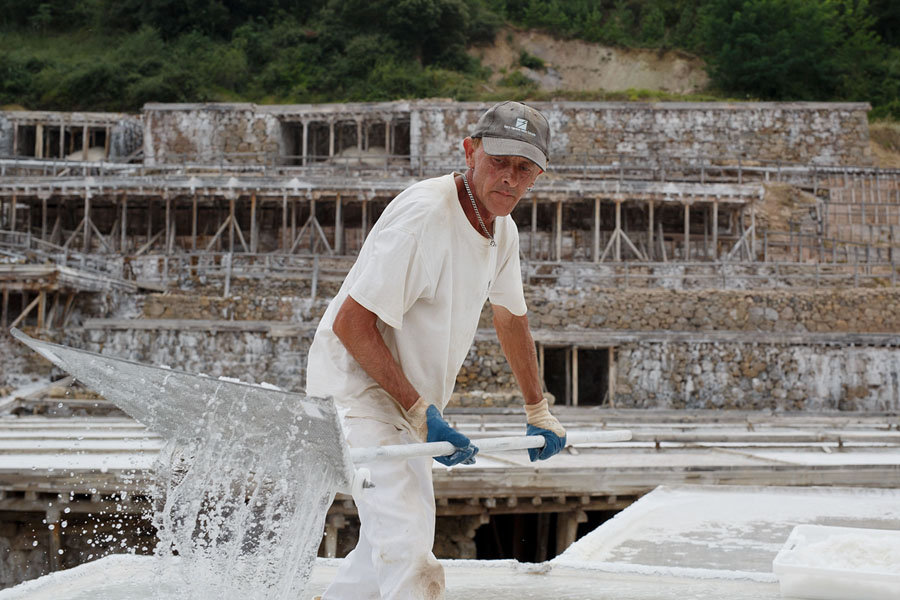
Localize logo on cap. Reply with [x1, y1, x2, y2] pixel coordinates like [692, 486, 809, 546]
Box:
[514, 118, 529, 132]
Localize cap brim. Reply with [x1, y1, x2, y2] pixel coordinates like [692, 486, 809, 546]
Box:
[481, 137, 547, 171]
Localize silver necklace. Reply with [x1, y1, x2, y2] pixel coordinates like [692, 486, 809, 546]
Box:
[462, 172, 496, 247]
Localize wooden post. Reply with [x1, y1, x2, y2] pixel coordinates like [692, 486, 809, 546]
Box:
[250, 193, 258, 254]
[41, 197, 47, 240]
[565, 347, 572, 406]
[362, 199, 369, 242]
[750, 203, 757, 261]
[10, 191, 16, 231]
[47, 508, 61, 572]
[104, 126, 111, 159]
[608, 347, 616, 408]
[593, 198, 601, 263]
[1, 288, 8, 329]
[335, 194, 343, 255]
[12, 122, 18, 157]
[385, 120, 392, 156]
[647, 201, 654, 261]
[165, 195, 172, 254]
[555, 200, 562, 262]
[572, 346, 579, 407]
[712, 200, 719, 261]
[614, 201, 622, 262]
[328, 121, 335, 158]
[121, 196, 128, 252]
[191, 194, 198, 251]
[82, 125, 89, 160]
[302, 121, 309, 166]
[281, 194, 288, 252]
[35, 124, 44, 158]
[59, 123, 65, 159]
[83, 193, 91, 253]
[229, 198, 236, 253]
[684, 202, 690, 261]
[37, 290, 46, 329]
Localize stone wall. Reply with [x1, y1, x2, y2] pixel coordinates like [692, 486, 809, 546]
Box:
[143, 103, 282, 165]
[519, 288, 900, 333]
[403, 100, 874, 167]
[144, 100, 872, 168]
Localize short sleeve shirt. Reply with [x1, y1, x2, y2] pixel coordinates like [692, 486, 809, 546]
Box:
[305, 173, 527, 434]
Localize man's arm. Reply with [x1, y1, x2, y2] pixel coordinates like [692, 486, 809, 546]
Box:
[491, 304, 543, 405]
[332, 295, 419, 411]
[493, 304, 566, 461]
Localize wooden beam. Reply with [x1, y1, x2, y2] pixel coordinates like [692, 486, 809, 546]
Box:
[684, 202, 690, 261]
[83, 193, 92, 253]
[592, 198, 600, 263]
[10, 191, 16, 231]
[82, 125, 89, 161]
[229, 198, 235, 253]
[647, 201, 654, 261]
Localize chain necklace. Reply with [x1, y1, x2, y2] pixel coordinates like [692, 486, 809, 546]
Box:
[462, 172, 496, 247]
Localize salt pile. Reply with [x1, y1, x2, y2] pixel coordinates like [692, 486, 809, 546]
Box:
[780, 532, 900, 574]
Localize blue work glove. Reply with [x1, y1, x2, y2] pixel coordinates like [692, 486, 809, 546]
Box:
[426, 405, 478, 466]
[525, 398, 567, 461]
[405, 398, 478, 466]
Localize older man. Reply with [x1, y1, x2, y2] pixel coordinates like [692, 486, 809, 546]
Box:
[306, 101, 566, 600]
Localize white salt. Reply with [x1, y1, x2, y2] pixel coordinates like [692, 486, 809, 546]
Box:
[781, 533, 900, 575]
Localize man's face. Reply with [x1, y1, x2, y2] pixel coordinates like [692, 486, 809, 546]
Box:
[464, 138, 542, 219]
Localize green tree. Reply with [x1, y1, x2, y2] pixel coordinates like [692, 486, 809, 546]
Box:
[699, 0, 840, 99]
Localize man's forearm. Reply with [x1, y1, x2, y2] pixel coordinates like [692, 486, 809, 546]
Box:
[492, 304, 543, 405]
[333, 295, 420, 411]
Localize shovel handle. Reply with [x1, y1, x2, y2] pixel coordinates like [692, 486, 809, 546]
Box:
[349, 429, 631, 464]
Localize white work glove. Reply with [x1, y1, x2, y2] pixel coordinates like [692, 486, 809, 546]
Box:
[525, 398, 567, 461]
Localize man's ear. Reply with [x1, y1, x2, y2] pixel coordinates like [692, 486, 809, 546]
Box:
[462, 137, 476, 168]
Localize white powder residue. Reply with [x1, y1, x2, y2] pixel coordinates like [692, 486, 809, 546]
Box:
[781, 533, 900, 574]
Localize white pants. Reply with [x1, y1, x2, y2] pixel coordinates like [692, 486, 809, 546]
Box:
[322, 418, 445, 600]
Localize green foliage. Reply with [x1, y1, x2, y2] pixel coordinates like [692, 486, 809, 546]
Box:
[518, 50, 545, 70]
[0, 0, 898, 116]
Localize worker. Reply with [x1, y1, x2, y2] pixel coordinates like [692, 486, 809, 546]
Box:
[306, 101, 567, 600]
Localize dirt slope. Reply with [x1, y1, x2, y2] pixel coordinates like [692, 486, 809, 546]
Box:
[470, 28, 709, 95]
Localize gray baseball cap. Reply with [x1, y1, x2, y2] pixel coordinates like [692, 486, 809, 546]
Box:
[471, 101, 550, 170]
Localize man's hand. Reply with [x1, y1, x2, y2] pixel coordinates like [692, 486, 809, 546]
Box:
[525, 398, 566, 461]
[406, 399, 478, 466]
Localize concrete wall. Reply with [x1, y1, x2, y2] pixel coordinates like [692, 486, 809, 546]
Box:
[143, 100, 872, 167]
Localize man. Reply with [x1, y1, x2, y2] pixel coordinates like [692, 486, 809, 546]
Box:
[306, 101, 567, 600]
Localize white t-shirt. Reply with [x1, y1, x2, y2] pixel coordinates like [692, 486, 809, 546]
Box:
[305, 173, 527, 437]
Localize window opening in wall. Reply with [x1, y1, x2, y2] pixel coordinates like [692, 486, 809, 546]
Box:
[308, 121, 330, 162]
[334, 120, 359, 159]
[391, 119, 411, 161]
[577, 348, 609, 406]
[281, 122, 303, 165]
[541, 345, 611, 406]
[16, 125, 36, 157]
